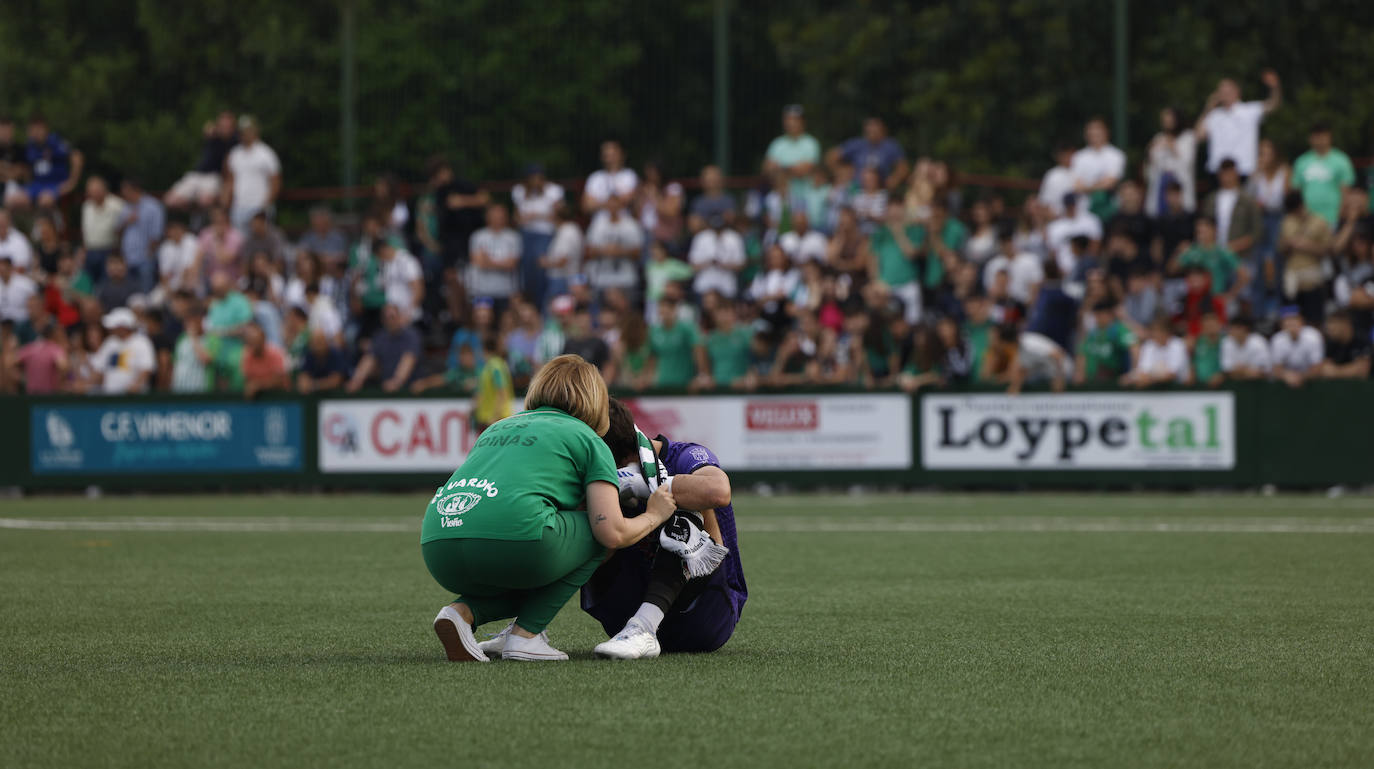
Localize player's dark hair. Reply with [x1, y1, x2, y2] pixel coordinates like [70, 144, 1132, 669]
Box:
[603, 398, 641, 466]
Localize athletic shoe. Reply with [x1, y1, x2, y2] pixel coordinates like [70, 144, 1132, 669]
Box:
[593, 618, 661, 660]
[477, 621, 514, 657]
[501, 631, 569, 661]
[432, 605, 488, 662]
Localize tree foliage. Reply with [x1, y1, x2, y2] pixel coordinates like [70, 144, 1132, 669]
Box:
[0, 0, 1369, 192]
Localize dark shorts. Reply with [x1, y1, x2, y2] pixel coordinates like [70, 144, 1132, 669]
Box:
[580, 548, 740, 653]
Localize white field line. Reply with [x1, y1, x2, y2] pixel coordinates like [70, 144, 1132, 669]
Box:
[3, 516, 1374, 535]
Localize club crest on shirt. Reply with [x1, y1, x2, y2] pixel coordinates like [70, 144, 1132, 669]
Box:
[690, 447, 710, 462]
[440, 492, 482, 516]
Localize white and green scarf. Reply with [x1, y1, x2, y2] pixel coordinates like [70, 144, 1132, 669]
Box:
[633, 425, 729, 579]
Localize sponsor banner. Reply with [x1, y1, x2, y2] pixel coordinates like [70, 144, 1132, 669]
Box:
[921, 392, 1235, 470]
[319, 400, 481, 473]
[625, 394, 911, 470]
[31, 403, 302, 474]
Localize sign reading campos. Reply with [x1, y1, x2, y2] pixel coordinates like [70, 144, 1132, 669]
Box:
[921, 392, 1235, 470]
[319, 400, 481, 473]
[30, 403, 302, 474]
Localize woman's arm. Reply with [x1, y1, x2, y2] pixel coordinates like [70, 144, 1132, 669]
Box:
[586, 482, 676, 550]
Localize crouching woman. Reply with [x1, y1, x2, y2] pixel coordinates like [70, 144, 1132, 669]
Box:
[421, 354, 677, 661]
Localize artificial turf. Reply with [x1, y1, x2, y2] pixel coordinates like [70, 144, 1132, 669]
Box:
[2, 493, 1372, 768]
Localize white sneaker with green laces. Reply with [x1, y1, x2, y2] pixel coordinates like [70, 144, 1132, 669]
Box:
[501, 630, 569, 661]
[593, 618, 661, 660]
[477, 622, 514, 657]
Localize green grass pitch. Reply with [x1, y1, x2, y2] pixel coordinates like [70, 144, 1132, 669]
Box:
[3, 492, 1373, 768]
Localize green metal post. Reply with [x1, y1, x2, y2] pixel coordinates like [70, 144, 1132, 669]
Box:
[1113, 0, 1128, 149]
[713, 0, 730, 174]
[340, 0, 357, 207]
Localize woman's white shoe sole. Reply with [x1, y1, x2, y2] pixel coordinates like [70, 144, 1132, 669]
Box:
[433, 608, 488, 662]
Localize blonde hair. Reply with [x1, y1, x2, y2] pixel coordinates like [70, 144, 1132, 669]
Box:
[524, 354, 610, 436]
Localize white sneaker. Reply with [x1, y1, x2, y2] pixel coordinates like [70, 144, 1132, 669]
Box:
[432, 605, 488, 662]
[501, 630, 569, 661]
[477, 621, 514, 657]
[594, 618, 661, 660]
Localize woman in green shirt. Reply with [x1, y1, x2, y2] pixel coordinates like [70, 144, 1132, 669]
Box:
[423, 355, 677, 662]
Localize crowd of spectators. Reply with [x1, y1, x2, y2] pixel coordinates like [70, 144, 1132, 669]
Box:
[1, 75, 1373, 398]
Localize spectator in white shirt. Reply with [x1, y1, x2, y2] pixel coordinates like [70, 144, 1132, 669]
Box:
[1220, 314, 1272, 380]
[1038, 144, 1078, 216]
[512, 163, 565, 307]
[1045, 194, 1102, 275]
[1071, 117, 1125, 196]
[466, 203, 521, 308]
[1124, 316, 1189, 386]
[849, 167, 888, 233]
[1194, 71, 1282, 176]
[222, 115, 282, 230]
[688, 216, 746, 299]
[0, 209, 33, 272]
[983, 223, 1044, 305]
[92, 307, 156, 394]
[155, 217, 201, 303]
[375, 239, 424, 322]
[1269, 307, 1324, 387]
[581, 140, 637, 215]
[777, 210, 828, 265]
[0, 255, 38, 323]
[1144, 107, 1197, 215]
[81, 175, 126, 279]
[541, 204, 584, 306]
[584, 195, 643, 297]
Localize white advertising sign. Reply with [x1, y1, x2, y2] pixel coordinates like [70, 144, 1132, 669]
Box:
[921, 392, 1235, 470]
[624, 394, 911, 470]
[320, 394, 911, 473]
[319, 400, 479, 473]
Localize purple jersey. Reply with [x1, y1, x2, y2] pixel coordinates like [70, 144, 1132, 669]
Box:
[579, 435, 747, 651]
[657, 437, 748, 618]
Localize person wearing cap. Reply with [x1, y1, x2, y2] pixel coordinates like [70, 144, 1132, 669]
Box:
[512, 163, 565, 308]
[763, 104, 820, 184]
[1269, 306, 1324, 387]
[92, 307, 155, 394]
[222, 115, 281, 230]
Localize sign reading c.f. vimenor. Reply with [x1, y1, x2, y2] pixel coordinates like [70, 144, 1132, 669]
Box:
[30, 403, 302, 474]
[921, 392, 1234, 470]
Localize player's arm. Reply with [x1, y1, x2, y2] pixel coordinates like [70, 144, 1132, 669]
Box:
[668, 464, 731, 511]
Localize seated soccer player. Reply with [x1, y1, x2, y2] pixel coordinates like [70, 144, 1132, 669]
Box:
[585, 398, 747, 658]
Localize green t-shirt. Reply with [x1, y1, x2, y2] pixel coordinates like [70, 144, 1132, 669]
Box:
[1178, 245, 1239, 294]
[645, 258, 695, 302]
[1194, 334, 1222, 383]
[70, 273, 93, 296]
[1078, 321, 1137, 381]
[914, 219, 968, 288]
[765, 133, 821, 168]
[420, 407, 617, 544]
[965, 320, 993, 382]
[650, 320, 700, 387]
[870, 224, 924, 286]
[706, 325, 753, 385]
[205, 291, 254, 390]
[1293, 148, 1355, 226]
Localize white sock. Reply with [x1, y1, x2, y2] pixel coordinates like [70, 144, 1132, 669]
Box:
[631, 603, 665, 633]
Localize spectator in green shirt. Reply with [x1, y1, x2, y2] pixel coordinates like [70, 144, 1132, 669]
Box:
[919, 198, 968, 291]
[763, 105, 821, 200]
[701, 303, 753, 390]
[1292, 123, 1355, 227]
[1075, 299, 1139, 384]
[962, 294, 995, 382]
[1176, 216, 1245, 299]
[204, 271, 254, 391]
[869, 205, 924, 323]
[1193, 309, 1224, 386]
[646, 296, 701, 388]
